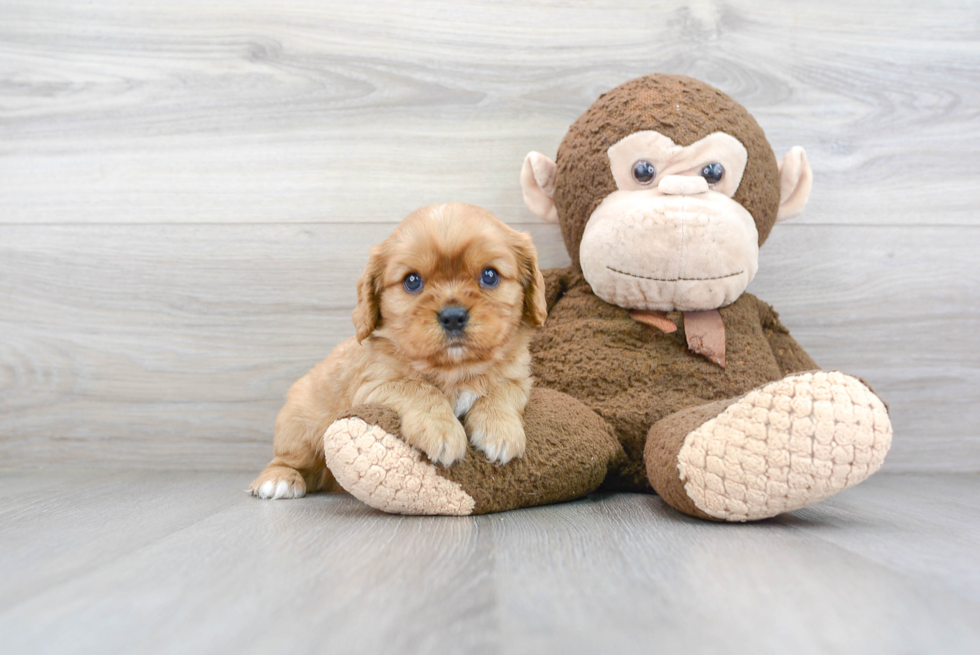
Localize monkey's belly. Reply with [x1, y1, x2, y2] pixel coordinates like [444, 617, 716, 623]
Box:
[529, 289, 785, 490]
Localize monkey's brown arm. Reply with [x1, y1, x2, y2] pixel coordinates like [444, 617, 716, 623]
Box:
[755, 297, 819, 375]
[541, 266, 575, 314]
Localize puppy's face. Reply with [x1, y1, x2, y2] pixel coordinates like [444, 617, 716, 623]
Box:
[353, 203, 546, 369]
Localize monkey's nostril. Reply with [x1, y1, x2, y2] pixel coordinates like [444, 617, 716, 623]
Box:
[438, 306, 469, 333]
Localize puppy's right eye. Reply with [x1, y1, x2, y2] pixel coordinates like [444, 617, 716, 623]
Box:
[480, 267, 500, 288]
[403, 273, 423, 293]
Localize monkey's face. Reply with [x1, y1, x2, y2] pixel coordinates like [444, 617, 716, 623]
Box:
[579, 130, 758, 312]
[521, 75, 814, 314]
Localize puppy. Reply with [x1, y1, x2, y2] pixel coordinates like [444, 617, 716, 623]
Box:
[250, 203, 547, 499]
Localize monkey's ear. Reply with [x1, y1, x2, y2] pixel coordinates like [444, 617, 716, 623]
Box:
[521, 151, 559, 224]
[352, 244, 385, 343]
[776, 146, 813, 222]
[512, 231, 548, 327]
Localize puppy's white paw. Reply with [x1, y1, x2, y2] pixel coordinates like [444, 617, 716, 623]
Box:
[401, 410, 468, 466]
[466, 409, 526, 465]
[253, 479, 305, 500]
[249, 467, 307, 500]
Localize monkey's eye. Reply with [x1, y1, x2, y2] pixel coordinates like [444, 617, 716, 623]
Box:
[480, 267, 500, 288]
[631, 160, 657, 185]
[701, 163, 725, 184]
[403, 273, 423, 293]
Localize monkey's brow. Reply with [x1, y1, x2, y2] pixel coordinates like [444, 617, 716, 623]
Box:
[606, 266, 744, 282]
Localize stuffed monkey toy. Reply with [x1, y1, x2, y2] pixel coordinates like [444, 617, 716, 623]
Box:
[320, 74, 892, 522]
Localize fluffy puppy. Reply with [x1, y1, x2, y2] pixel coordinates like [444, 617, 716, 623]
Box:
[250, 203, 547, 499]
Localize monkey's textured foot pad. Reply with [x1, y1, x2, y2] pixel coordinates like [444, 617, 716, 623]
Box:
[323, 389, 623, 515]
[677, 371, 892, 522]
[323, 417, 476, 516]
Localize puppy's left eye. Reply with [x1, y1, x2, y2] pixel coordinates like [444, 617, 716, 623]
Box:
[403, 273, 423, 293]
[480, 267, 500, 288]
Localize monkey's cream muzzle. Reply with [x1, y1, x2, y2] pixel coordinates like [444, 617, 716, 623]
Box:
[580, 179, 759, 313]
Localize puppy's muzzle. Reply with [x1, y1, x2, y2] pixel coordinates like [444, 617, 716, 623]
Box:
[438, 306, 469, 335]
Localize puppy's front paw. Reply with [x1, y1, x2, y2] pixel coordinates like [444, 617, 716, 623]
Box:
[249, 466, 307, 500]
[465, 407, 527, 465]
[401, 410, 468, 466]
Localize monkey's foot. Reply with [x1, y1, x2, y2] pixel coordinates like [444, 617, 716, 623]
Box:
[323, 412, 476, 516]
[648, 371, 893, 522]
[323, 389, 624, 516]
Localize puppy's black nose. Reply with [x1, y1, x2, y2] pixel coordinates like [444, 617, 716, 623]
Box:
[438, 306, 469, 333]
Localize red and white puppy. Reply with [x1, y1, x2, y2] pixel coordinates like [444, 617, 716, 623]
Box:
[250, 203, 547, 499]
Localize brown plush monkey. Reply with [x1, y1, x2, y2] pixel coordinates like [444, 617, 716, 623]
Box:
[319, 74, 892, 522]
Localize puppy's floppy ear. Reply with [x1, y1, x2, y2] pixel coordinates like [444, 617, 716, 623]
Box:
[352, 243, 386, 343]
[511, 231, 548, 327]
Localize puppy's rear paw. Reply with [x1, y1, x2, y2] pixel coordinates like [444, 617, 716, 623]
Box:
[466, 410, 526, 465]
[249, 466, 307, 500]
[402, 411, 468, 466]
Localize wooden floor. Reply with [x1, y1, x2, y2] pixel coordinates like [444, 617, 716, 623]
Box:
[1, 469, 978, 654]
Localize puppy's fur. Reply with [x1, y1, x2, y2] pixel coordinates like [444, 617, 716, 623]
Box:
[250, 203, 547, 499]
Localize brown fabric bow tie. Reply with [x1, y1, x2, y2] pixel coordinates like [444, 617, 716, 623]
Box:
[629, 309, 727, 368]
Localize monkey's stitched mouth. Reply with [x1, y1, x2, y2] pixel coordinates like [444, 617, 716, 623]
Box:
[606, 266, 744, 282]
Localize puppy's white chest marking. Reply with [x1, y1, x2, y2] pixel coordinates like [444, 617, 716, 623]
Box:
[454, 391, 480, 418]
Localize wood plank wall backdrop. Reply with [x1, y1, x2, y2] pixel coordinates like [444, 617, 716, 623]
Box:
[1, 1, 978, 473]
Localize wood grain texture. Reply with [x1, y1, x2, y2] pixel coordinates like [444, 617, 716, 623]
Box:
[0, 222, 568, 470]
[1, 470, 979, 654]
[2, 222, 977, 470]
[0, 0, 977, 226]
[1, 0, 978, 472]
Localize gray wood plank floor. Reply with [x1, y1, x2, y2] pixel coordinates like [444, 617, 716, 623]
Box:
[1, 470, 978, 655]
